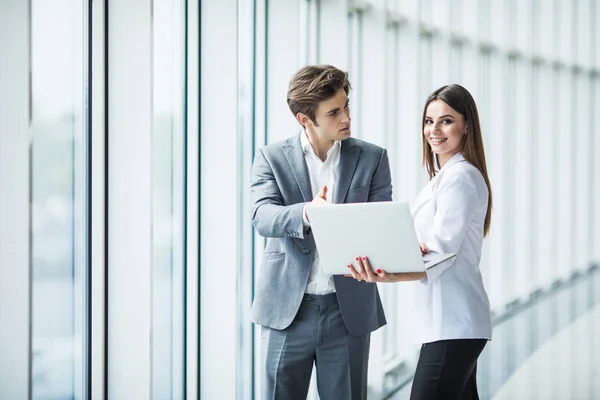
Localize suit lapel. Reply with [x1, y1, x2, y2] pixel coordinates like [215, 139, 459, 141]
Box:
[282, 134, 312, 202]
[335, 139, 361, 204]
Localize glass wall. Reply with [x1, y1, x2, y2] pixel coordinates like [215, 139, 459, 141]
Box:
[152, 0, 186, 397]
[30, 1, 88, 398]
[0, 0, 599, 398]
[106, 0, 188, 398]
[202, 0, 600, 397]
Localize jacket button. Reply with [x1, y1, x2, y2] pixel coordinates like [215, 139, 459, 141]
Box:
[303, 248, 311, 255]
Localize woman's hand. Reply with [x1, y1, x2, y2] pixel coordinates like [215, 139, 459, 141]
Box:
[345, 256, 394, 282]
[345, 256, 427, 283]
[419, 242, 429, 256]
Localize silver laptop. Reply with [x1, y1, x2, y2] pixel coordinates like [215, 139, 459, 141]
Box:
[305, 201, 455, 275]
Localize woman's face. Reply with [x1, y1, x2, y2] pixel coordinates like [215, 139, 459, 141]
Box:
[423, 99, 467, 166]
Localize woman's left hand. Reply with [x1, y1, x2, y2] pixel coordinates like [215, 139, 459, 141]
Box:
[345, 256, 428, 283]
[345, 256, 394, 283]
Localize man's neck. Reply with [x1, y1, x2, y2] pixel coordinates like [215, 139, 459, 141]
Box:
[304, 130, 334, 162]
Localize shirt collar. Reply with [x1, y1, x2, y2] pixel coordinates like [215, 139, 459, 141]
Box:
[300, 130, 312, 153]
[300, 130, 341, 155]
[440, 152, 465, 170]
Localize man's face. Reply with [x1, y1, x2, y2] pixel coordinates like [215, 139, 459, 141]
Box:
[306, 88, 351, 142]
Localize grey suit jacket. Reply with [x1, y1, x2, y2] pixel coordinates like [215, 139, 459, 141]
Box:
[250, 133, 393, 335]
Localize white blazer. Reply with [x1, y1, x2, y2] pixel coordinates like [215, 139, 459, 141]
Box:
[410, 152, 492, 344]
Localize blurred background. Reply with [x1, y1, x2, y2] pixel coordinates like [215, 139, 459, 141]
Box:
[0, 0, 598, 399]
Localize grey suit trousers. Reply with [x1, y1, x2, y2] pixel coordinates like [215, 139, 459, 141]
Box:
[261, 293, 370, 400]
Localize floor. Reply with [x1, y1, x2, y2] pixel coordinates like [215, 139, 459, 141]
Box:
[390, 267, 600, 400]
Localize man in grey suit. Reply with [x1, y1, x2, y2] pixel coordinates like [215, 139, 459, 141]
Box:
[251, 65, 393, 399]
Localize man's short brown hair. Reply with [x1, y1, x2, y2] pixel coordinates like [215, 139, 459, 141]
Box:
[287, 65, 352, 125]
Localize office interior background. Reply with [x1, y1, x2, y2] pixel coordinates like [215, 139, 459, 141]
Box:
[0, 0, 599, 399]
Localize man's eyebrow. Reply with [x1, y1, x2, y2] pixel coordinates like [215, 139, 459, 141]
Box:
[327, 100, 349, 114]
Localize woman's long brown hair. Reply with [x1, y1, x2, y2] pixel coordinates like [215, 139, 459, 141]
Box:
[421, 84, 493, 237]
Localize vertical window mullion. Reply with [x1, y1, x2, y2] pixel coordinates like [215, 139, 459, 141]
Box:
[90, 0, 107, 398]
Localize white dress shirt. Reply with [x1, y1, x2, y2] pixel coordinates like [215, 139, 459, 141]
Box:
[301, 131, 341, 295]
[410, 152, 492, 344]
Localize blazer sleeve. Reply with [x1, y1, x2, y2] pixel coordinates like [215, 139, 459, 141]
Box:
[251, 148, 306, 239]
[367, 148, 393, 202]
[424, 170, 481, 283]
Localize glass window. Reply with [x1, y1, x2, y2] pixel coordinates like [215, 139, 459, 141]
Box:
[152, 0, 186, 397]
[558, 0, 573, 62]
[477, 51, 491, 285]
[574, 73, 591, 268]
[476, 0, 490, 43]
[30, 0, 88, 398]
[265, 0, 303, 144]
[199, 0, 239, 397]
[389, 21, 422, 369]
[538, 0, 554, 59]
[430, 36, 450, 90]
[557, 67, 574, 278]
[536, 64, 555, 288]
[418, 35, 432, 100]
[515, 0, 532, 54]
[461, 0, 478, 39]
[576, 0, 591, 68]
[597, 5, 600, 68]
[237, 0, 256, 396]
[449, 42, 463, 82]
[431, 0, 451, 33]
[513, 59, 533, 298]
[549, 66, 563, 279]
[460, 44, 479, 98]
[486, 52, 507, 311]
[594, 79, 600, 262]
[399, 0, 418, 20]
[489, 0, 505, 47]
[502, 57, 518, 304]
[396, 24, 422, 198]
[347, 10, 363, 139]
[319, 0, 349, 69]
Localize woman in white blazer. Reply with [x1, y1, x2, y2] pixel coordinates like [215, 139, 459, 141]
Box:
[348, 84, 493, 400]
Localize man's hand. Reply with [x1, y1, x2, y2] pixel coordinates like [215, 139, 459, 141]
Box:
[313, 185, 328, 204]
[305, 186, 328, 223]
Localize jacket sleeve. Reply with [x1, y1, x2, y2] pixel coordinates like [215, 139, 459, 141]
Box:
[367, 148, 393, 202]
[251, 148, 306, 239]
[424, 171, 481, 283]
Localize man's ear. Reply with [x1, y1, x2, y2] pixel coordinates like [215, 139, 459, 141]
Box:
[296, 112, 309, 128]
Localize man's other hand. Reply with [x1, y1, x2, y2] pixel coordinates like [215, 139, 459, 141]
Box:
[305, 185, 328, 223]
[313, 185, 328, 204]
